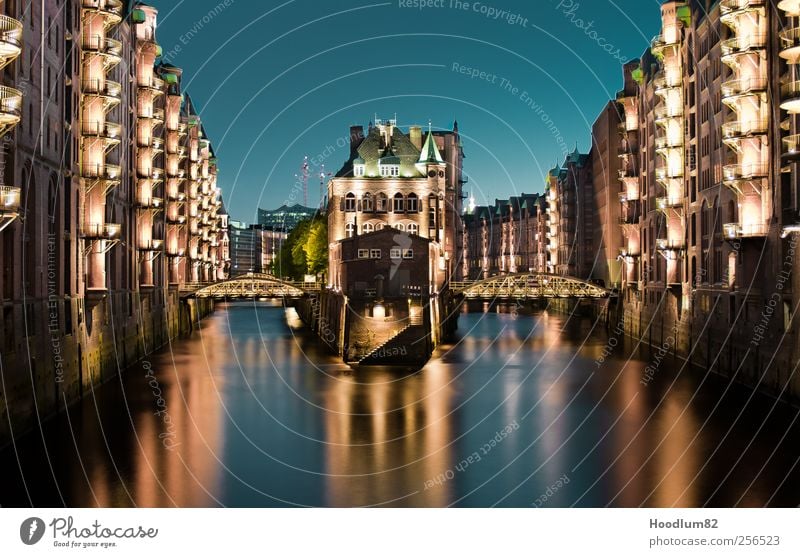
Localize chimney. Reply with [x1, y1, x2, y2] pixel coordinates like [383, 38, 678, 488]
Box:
[350, 125, 364, 157]
[409, 125, 422, 150]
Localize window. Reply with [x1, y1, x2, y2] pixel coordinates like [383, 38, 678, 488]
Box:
[362, 193, 373, 212]
[354, 164, 365, 177]
[408, 223, 419, 235]
[380, 165, 399, 177]
[390, 248, 401, 259]
[370, 249, 381, 259]
[363, 222, 374, 234]
[344, 193, 356, 212]
[358, 249, 369, 259]
[372, 192, 385, 213]
[376, 222, 385, 231]
[393, 193, 404, 213]
[394, 223, 405, 232]
[403, 249, 414, 259]
[407, 193, 418, 212]
[346, 222, 355, 238]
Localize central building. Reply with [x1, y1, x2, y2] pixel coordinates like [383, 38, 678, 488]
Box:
[324, 117, 464, 364]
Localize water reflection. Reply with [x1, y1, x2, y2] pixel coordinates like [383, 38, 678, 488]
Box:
[1, 301, 799, 507]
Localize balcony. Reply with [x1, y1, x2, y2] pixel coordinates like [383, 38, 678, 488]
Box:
[82, 35, 122, 68]
[139, 239, 164, 251]
[720, 0, 765, 19]
[137, 196, 163, 210]
[656, 238, 685, 252]
[166, 247, 185, 258]
[724, 222, 767, 239]
[654, 104, 682, 123]
[778, 0, 800, 16]
[723, 163, 768, 183]
[656, 196, 683, 211]
[82, 163, 121, 193]
[81, 0, 123, 26]
[0, 86, 22, 131]
[138, 75, 165, 95]
[81, 120, 122, 144]
[81, 79, 122, 109]
[780, 81, 800, 114]
[782, 134, 800, 161]
[619, 213, 639, 225]
[0, 15, 22, 71]
[779, 28, 800, 62]
[721, 34, 767, 60]
[651, 34, 680, 56]
[618, 168, 637, 180]
[655, 136, 683, 153]
[619, 247, 641, 258]
[83, 222, 121, 240]
[656, 166, 684, 181]
[721, 76, 767, 99]
[0, 185, 21, 231]
[653, 74, 681, 93]
[167, 215, 186, 225]
[721, 119, 768, 140]
[151, 137, 165, 154]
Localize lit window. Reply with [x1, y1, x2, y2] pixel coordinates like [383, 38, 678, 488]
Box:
[362, 193, 373, 212]
[376, 192, 388, 212]
[354, 164, 365, 177]
[344, 193, 356, 212]
[403, 249, 414, 259]
[346, 223, 355, 238]
[380, 165, 399, 177]
[358, 249, 369, 259]
[370, 249, 381, 259]
[363, 222, 374, 234]
[408, 223, 419, 235]
[390, 248, 401, 259]
[393, 193, 404, 212]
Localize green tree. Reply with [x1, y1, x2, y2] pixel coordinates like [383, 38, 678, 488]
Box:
[303, 218, 328, 278]
[271, 216, 328, 281]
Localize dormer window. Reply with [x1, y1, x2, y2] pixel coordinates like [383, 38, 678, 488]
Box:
[354, 164, 365, 177]
[380, 164, 399, 177]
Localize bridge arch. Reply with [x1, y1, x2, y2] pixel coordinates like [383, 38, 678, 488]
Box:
[451, 273, 614, 300]
[188, 273, 315, 299]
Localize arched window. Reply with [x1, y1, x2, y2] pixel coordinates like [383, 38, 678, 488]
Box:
[345, 222, 355, 238]
[393, 193, 404, 213]
[362, 192, 373, 212]
[407, 223, 419, 235]
[344, 193, 356, 212]
[363, 222, 374, 234]
[376, 192, 388, 213]
[394, 223, 405, 232]
[376, 222, 385, 231]
[407, 193, 418, 212]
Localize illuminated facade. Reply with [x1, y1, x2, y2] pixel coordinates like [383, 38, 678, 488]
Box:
[462, 194, 548, 280]
[607, 0, 800, 396]
[0, 1, 228, 445]
[327, 117, 465, 289]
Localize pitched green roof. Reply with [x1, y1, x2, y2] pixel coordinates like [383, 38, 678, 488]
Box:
[419, 126, 444, 165]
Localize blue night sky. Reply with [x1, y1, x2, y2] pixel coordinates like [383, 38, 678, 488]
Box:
[145, 0, 662, 223]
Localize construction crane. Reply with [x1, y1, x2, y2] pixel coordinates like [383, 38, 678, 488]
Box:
[295, 156, 309, 207]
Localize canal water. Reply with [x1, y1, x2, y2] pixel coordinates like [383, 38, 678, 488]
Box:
[2, 301, 799, 507]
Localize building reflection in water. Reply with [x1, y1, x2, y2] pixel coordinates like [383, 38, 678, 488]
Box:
[2, 301, 800, 507]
